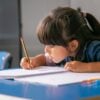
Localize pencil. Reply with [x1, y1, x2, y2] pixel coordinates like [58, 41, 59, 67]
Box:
[20, 37, 30, 63]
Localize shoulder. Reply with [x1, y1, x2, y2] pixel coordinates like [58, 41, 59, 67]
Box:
[87, 40, 100, 51]
[86, 40, 100, 61]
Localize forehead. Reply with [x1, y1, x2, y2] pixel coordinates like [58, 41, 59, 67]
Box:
[45, 45, 67, 49]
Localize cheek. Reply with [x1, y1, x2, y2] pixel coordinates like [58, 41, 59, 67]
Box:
[51, 48, 69, 63]
[54, 47, 69, 56]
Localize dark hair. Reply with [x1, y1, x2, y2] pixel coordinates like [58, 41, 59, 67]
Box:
[85, 13, 100, 37]
[36, 7, 100, 60]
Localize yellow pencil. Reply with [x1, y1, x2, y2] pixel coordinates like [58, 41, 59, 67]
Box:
[20, 37, 30, 63]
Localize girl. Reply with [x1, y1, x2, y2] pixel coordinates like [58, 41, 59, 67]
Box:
[20, 7, 100, 72]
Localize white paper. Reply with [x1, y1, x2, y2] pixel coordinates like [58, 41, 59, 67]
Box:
[0, 66, 66, 79]
[0, 94, 30, 100]
[0, 66, 100, 86]
[15, 72, 100, 86]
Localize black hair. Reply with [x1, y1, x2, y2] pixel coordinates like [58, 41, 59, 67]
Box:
[36, 7, 100, 60]
[85, 13, 100, 37]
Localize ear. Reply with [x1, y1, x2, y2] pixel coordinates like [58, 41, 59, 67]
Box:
[68, 40, 79, 52]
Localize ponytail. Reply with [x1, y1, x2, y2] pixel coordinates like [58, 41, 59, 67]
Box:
[85, 13, 100, 36]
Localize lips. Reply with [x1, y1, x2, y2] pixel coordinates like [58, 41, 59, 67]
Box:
[45, 53, 52, 59]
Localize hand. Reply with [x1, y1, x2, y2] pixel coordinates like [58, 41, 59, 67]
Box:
[20, 57, 38, 69]
[64, 61, 89, 72]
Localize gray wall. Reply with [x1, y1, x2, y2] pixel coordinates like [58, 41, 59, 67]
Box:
[0, 0, 21, 67]
[71, 0, 100, 21]
[21, 0, 70, 56]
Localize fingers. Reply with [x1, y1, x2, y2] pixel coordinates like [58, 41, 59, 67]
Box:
[64, 61, 81, 72]
[20, 57, 35, 69]
[64, 61, 77, 72]
[64, 62, 72, 71]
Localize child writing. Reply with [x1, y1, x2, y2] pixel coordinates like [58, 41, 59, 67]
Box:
[20, 7, 100, 72]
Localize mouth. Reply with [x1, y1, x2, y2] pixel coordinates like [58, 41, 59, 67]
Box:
[51, 57, 59, 63]
[45, 53, 52, 59]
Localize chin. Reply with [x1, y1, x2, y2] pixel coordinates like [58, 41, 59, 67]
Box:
[53, 59, 62, 63]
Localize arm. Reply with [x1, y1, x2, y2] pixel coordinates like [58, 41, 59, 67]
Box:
[65, 41, 100, 73]
[20, 54, 46, 69]
[64, 61, 100, 73]
[31, 54, 47, 67]
[20, 53, 56, 69]
[87, 62, 100, 72]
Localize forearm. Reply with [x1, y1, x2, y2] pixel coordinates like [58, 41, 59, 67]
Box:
[32, 54, 47, 66]
[87, 62, 100, 72]
[64, 61, 100, 73]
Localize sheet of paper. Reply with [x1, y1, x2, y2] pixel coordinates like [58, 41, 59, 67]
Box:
[15, 72, 100, 86]
[0, 94, 30, 100]
[0, 66, 100, 86]
[0, 66, 66, 79]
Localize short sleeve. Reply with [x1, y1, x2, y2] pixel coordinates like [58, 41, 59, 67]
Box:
[87, 41, 100, 61]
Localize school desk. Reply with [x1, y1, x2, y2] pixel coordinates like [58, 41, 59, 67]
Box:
[0, 67, 99, 100]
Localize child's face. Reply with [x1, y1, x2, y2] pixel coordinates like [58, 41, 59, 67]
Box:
[44, 40, 78, 63]
[45, 45, 71, 63]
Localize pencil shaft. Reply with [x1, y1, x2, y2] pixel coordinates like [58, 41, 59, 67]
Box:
[20, 37, 30, 62]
